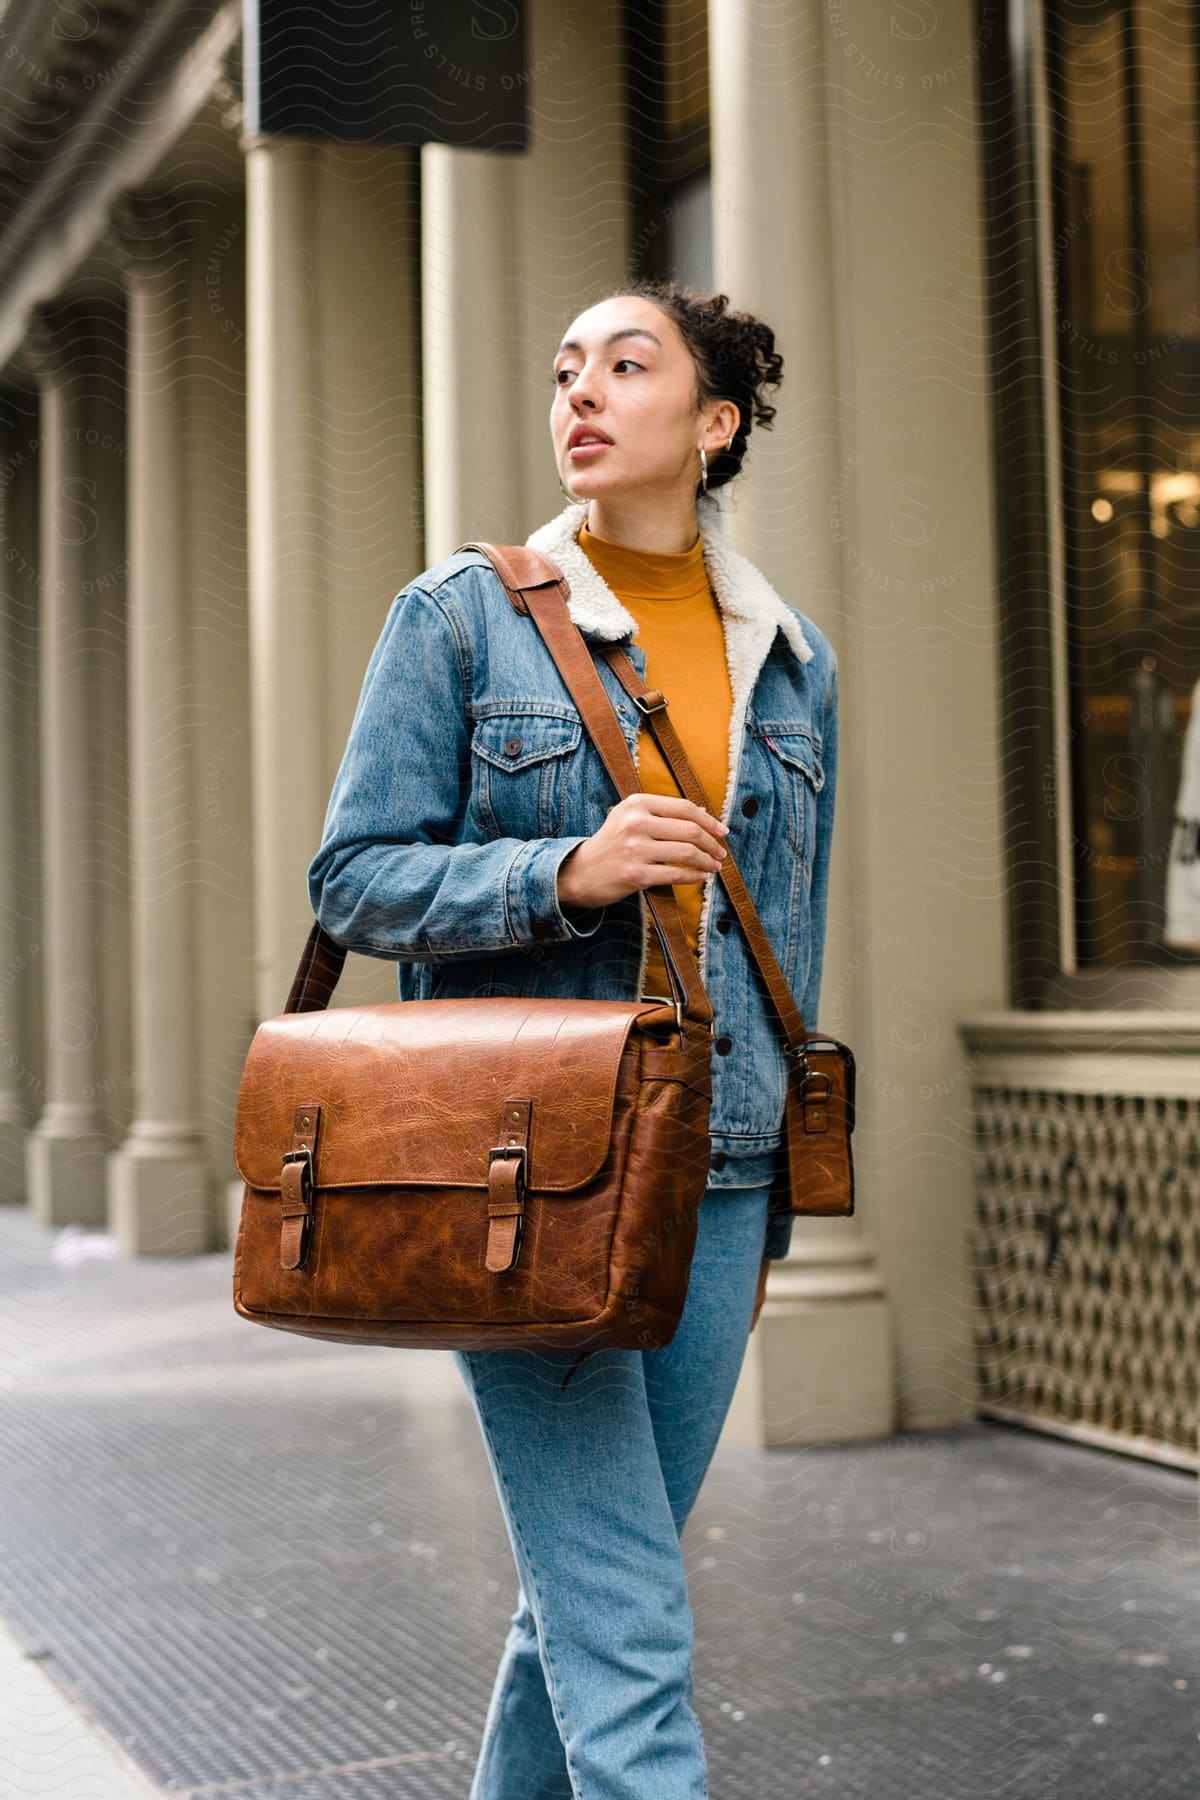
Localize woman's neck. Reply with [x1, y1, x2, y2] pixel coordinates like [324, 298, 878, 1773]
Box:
[581, 494, 700, 555]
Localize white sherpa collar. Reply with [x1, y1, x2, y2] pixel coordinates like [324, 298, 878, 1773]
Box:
[524, 488, 814, 667]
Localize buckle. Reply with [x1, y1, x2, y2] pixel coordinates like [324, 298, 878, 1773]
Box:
[488, 1144, 527, 1184]
[281, 1145, 313, 1184]
[639, 992, 687, 1032]
[279, 1146, 316, 1266]
[633, 690, 668, 715]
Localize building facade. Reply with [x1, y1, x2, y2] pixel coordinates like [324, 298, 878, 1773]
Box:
[0, 0, 1192, 1465]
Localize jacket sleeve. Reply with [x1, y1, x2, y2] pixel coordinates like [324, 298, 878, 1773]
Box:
[763, 646, 839, 1262]
[307, 579, 606, 960]
[796, 645, 838, 1035]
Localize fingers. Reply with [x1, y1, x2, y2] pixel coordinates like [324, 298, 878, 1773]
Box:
[643, 866, 713, 886]
[602, 793, 731, 894]
[639, 794, 729, 841]
[646, 846, 726, 888]
[644, 821, 729, 858]
[624, 799, 729, 864]
[616, 792, 728, 839]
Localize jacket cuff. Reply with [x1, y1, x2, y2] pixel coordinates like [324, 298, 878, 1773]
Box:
[507, 837, 607, 944]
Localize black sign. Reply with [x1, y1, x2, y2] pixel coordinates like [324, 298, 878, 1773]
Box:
[244, 2, 529, 148]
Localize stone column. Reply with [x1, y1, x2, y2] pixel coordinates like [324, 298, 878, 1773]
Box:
[0, 386, 42, 1201]
[421, 145, 524, 561]
[101, 194, 212, 1255]
[244, 139, 331, 1025]
[242, 137, 422, 1025]
[710, 0, 893, 1447]
[422, 0, 630, 548]
[24, 307, 114, 1225]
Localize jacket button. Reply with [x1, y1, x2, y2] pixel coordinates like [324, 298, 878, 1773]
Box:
[711, 1151, 727, 1171]
[741, 795, 759, 816]
[715, 1034, 732, 1055]
[504, 736, 523, 757]
[716, 915, 732, 934]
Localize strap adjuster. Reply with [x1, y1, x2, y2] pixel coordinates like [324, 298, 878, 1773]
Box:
[633, 689, 668, 714]
[488, 1144, 527, 1184]
[281, 1145, 313, 1189]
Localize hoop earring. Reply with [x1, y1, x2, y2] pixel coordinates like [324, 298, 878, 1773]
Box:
[698, 445, 708, 492]
[559, 476, 578, 501]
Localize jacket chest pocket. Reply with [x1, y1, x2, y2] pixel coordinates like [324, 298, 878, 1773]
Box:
[756, 722, 824, 871]
[469, 710, 582, 840]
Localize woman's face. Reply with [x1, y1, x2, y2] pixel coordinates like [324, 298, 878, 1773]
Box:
[550, 295, 726, 504]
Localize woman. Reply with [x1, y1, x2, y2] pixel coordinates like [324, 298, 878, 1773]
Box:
[307, 279, 838, 1798]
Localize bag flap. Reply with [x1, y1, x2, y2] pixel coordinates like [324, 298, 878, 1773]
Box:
[234, 996, 654, 1195]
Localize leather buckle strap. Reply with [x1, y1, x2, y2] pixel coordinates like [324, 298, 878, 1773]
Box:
[282, 1145, 313, 1181]
[279, 1102, 321, 1271]
[798, 1068, 832, 1132]
[488, 1144, 527, 1180]
[485, 1100, 532, 1274]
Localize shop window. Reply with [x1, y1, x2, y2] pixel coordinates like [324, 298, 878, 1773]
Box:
[980, 0, 1200, 998]
[1050, 0, 1200, 969]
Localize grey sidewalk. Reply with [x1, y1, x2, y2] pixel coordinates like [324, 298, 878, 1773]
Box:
[1, 1202, 1197, 1799]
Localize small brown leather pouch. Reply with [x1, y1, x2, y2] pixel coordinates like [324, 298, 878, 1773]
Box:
[783, 1037, 856, 1216]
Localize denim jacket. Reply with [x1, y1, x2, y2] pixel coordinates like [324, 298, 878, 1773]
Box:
[306, 489, 838, 1260]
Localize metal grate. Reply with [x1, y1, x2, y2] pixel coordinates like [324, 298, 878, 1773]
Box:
[972, 1085, 1200, 1464]
[3, 1205, 1200, 1797]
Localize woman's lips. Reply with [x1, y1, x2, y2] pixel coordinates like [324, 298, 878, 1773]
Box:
[568, 439, 611, 460]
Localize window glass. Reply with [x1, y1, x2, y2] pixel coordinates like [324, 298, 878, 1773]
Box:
[1050, 0, 1200, 964]
[627, 0, 710, 283]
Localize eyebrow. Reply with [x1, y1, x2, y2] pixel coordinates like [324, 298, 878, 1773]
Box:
[554, 327, 663, 359]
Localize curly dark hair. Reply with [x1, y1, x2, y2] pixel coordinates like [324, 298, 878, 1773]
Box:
[581, 278, 785, 492]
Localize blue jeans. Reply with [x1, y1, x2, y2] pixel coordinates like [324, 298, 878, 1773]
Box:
[452, 1181, 772, 1800]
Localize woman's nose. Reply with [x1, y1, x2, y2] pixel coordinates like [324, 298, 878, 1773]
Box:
[567, 367, 602, 410]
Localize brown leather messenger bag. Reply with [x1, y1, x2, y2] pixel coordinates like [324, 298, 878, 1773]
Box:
[231, 543, 855, 1356]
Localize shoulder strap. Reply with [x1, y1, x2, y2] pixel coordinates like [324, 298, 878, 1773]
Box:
[462, 541, 809, 1060]
[458, 541, 711, 1031]
[596, 640, 809, 1057]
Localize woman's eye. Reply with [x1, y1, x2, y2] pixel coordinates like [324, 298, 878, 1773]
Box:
[553, 359, 643, 386]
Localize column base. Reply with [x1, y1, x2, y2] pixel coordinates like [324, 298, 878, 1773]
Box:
[107, 1130, 214, 1257]
[723, 1237, 895, 1448]
[0, 1110, 30, 1205]
[26, 1113, 111, 1228]
[224, 1175, 247, 1254]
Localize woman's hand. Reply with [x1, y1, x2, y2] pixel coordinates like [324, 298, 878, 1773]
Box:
[750, 1255, 770, 1332]
[557, 794, 729, 912]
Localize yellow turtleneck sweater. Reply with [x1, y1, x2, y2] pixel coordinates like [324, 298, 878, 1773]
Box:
[577, 520, 733, 1001]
